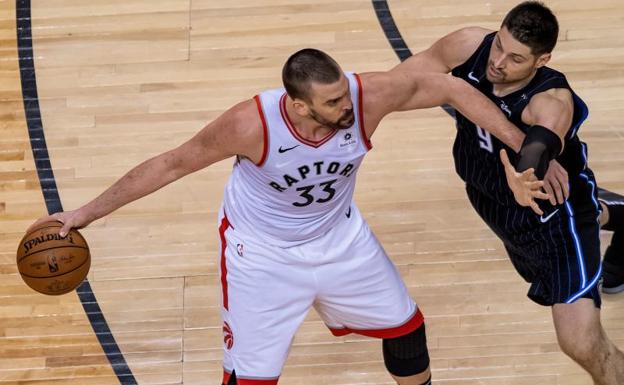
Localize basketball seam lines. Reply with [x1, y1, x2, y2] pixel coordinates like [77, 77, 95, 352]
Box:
[19, 258, 90, 279]
[17, 245, 90, 264]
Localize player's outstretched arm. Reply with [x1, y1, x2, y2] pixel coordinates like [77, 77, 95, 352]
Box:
[363, 70, 525, 151]
[29, 99, 263, 236]
[387, 26, 570, 205]
[365, 27, 528, 150]
[391, 27, 491, 74]
[431, 74, 525, 151]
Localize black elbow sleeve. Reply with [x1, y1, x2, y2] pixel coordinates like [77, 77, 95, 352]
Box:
[516, 125, 562, 179]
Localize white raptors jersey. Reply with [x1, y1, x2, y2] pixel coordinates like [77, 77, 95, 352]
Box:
[222, 72, 371, 247]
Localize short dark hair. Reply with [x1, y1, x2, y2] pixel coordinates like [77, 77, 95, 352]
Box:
[282, 48, 342, 102]
[502, 1, 559, 55]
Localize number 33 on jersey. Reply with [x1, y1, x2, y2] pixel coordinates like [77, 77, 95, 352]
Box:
[221, 72, 371, 247]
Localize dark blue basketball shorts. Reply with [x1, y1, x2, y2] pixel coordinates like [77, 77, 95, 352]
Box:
[465, 170, 602, 308]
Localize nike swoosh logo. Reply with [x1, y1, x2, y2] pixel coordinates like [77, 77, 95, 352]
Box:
[540, 208, 559, 223]
[345, 207, 351, 218]
[278, 145, 299, 153]
[468, 71, 480, 83]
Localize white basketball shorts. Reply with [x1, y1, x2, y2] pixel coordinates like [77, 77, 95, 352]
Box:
[217, 204, 422, 385]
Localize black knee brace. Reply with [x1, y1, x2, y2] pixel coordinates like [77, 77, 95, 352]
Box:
[382, 323, 430, 377]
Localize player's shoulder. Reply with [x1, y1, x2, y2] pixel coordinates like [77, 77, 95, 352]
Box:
[528, 71, 573, 106]
[220, 97, 267, 161]
[451, 26, 493, 41]
[529, 88, 573, 111]
[524, 88, 573, 126]
[356, 69, 421, 106]
[356, 71, 386, 89]
[228, 98, 264, 134]
[206, 97, 265, 154]
[353, 71, 387, 122]
[434, 27, 494, 69]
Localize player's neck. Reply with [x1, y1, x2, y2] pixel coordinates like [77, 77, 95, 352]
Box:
[492, 70, 538, 98]
[284, 97, 335, 141]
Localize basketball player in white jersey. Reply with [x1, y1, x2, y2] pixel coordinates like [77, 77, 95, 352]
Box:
[30, 49, 546, 385]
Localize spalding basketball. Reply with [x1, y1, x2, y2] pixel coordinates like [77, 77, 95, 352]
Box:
[16, 221, 90, 295]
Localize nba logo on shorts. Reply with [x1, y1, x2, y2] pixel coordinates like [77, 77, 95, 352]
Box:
[236, 243, 244, 257]
[223, 321, 234, 349]
[47, 255, 59, 273]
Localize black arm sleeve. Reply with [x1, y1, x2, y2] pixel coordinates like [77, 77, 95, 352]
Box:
[516, 125, 562, 179]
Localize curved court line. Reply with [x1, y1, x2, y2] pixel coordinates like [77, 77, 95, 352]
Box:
[372, 0, 456, 117]
[15, 1, 138, 384]
[371, 0, 413, 61]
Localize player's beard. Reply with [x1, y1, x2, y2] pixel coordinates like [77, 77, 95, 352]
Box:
[486, 61, 536, 85]
[486, 62, 507, 83]
[309, 108, 355, 130]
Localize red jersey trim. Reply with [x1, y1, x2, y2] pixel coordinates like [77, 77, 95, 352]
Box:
[328, 308, 424, 339]
[222, 370, 279, 385]
[353, 73, 372, 150]
[253, 95, 269, 166]
[219, 216, 232, 310]
[279, 93, 338, 148]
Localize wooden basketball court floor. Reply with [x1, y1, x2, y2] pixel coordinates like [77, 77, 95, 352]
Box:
[1, 0, 623, 384]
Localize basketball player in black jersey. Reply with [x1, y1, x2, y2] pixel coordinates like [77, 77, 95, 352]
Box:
[395, 2, 624, 383]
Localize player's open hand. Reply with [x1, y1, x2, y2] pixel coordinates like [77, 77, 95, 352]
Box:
[500, 149, 550, 215]
[27, 209, 91, 238]
[542, 159, 568, 205]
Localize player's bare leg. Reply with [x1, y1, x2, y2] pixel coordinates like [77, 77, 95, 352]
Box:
[552, 299, 624, 385]
[390, 367, 431, 385]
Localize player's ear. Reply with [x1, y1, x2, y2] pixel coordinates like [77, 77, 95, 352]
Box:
[535, 52, 551, 69]
[292, 97, 311, 117]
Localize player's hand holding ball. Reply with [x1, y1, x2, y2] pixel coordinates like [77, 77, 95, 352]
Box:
[17, 210, 94, 295]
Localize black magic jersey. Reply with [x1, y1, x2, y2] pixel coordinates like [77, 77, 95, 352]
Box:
[452, 32, 589, 207]
[450, 32, 602, 307]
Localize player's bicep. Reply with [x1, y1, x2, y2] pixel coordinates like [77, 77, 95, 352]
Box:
[363, 72, 436, 119]
[391, 72, 459, 111]
[524, 92, 572, 143]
